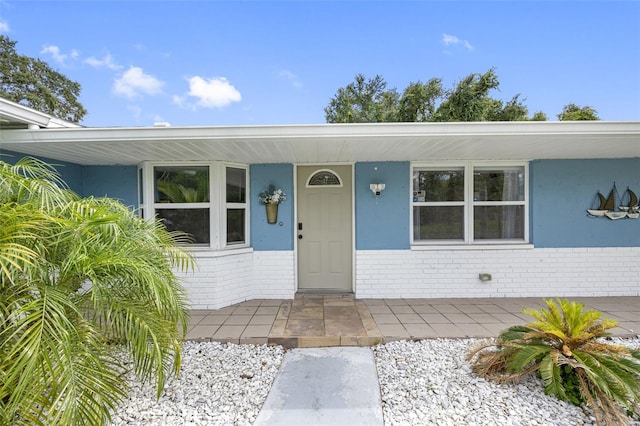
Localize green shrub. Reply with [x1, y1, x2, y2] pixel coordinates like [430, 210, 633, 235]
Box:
[467, 298, 640, 426]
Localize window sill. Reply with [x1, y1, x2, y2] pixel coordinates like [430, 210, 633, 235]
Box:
[411, 243, 534, 251]
[186, 246, 254, 258]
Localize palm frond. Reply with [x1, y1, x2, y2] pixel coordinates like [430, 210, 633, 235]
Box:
[539, 353, 568, 400]
[498, 325, 534, 341]
[507, 343, 553, 372]
[575, 368, 632, 426]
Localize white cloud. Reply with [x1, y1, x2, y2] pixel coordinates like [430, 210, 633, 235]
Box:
[172, 95, 186, 108]
[183, 76, 241, 108]
[113, 66, 164, 98]
[278, 69, 303, 88]
[85, 53, 122, 70]
[0, 20, 9, 33]
[40, 45, 79, 65]
[442, 33, 474, 51]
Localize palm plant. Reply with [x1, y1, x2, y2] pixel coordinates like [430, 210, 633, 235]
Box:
[0, 157, 193, 425]
[467, 298, 640, 425]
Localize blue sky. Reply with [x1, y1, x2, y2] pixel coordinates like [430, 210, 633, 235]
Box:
[1, 1, 639, 127]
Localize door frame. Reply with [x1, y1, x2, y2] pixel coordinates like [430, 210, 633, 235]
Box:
[294, 163, 356, 293]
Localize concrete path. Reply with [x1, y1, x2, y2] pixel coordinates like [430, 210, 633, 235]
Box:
[254, 347, 383, 426]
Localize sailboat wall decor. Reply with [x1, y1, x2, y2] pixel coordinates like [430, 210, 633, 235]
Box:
[587, 183, 639, 220]
[621, 187, 639, 219]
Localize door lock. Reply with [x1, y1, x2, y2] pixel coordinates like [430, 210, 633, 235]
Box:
[298, 234, 303, 239]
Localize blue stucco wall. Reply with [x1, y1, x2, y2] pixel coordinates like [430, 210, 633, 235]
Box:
[5, 148, 637, 250]
[1, 150, 137, 207]
[530, 158, 640, 247]
[355, 162, 410, 249]
[1, 149, 83, 194]
[250, 163, 294, 251]
[82, 166, 138, 208]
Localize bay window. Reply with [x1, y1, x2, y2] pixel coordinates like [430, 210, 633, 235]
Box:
[412, 162, 528, 245]
[138, 162, 248, 249]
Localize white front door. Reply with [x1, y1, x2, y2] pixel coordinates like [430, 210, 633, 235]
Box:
[297, 165, 352, 292]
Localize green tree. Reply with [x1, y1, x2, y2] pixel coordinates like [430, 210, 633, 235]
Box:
[530, 111, 548, 121]
[0, 35, 87, 123]
[324, 74, 399, 123]
[0, 157, 192, 425]
[557, 103, 600, 120]
[434, 68, 530, 122]
[435, 68, 499, 121]
[325, 69, 543, 123]
[397, 79, 444, 122]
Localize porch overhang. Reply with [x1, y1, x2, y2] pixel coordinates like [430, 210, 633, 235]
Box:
[2, 121, 639, 166]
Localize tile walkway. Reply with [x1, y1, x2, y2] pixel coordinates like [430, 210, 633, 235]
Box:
[186, 294, 640, 348]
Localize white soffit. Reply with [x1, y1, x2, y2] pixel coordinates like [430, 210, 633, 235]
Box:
[1, 121, 639, 165]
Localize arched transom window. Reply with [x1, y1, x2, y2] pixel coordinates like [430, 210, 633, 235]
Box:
[306, 169, 343, 187]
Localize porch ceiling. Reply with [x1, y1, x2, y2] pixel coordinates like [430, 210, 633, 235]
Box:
[2, 121, 639, 166]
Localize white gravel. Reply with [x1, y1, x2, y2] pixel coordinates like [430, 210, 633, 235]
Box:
[110, 342, 285, 426]
[110, 338, 640, 425]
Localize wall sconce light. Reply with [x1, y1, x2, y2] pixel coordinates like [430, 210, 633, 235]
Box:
[370, 183, 386, 196]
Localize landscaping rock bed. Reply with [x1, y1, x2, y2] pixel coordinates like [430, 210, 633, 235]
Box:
[110, 337, 640, 425]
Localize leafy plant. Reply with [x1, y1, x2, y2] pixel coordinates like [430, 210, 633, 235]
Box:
[0, 157, 193, 425]
[258, 184, 286, 205]
[467, 298, 640, 426]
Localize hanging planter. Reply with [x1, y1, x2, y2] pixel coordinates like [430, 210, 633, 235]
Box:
[259, 185, 286, 225]
[266, 203, 278, 224]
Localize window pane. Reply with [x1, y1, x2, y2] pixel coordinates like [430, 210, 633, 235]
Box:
[154, 166, 209, 203]
[227, 209, 245, 244]
[474, 206, 524, 240]
[474, 167, 524, 201]
[226, 167, 246, 203]
[413, 169, 464, 202]
[138, 168, 144, 204]
[413, 206, 464, 240]
[156, 208, 210, 244]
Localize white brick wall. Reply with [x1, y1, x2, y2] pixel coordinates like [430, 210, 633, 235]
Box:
[176, 247, 639, 309]
[177, 249, 295, 309]
[355, 247, 640, 299]
[252, 251, 296, 299]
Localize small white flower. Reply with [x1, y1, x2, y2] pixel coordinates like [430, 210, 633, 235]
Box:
[259, 186, 286, 205]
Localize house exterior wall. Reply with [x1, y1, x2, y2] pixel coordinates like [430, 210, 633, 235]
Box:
[81, 165, 137, 208]
[530, 158, 640, 247]
[4, 148, 637, 307]
[176, 250, 295, 309]
[354, 158, 639, 299]
[250, 163, 294, 251]
[1, 149, 83, 194]
[355, 247, 640, 298]
[0, 150, 137, 206]
[355, 162, 410, 249]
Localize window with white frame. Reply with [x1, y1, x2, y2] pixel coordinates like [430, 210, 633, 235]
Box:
[225, 166, 247, 245]
[138, 162, 248, 249]
[412, 162, 527, 244]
